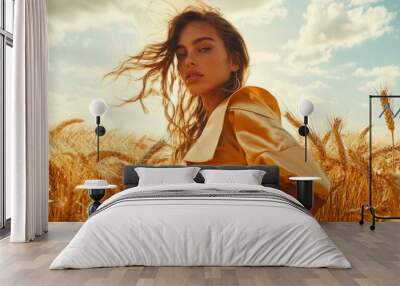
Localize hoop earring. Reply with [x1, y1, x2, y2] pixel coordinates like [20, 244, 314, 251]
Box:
[220, 71, 241, 93]
[233, 71, 240, 91]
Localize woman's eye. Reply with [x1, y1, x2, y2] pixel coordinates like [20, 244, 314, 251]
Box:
[176, 53, 187, 60]
[199, 47, 211, 53]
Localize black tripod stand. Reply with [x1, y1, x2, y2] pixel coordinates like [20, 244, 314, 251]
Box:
[359, 95, 400, 230]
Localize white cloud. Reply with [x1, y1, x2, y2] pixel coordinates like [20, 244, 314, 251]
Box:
[48, 0, 138, 46]
[252, 51, 281, 63]
[299, 2, 394, 47]
[306, 80, 330, 90]
[208, 0, 287, 25]
[349, 0, 382, 7]
[248, 72, 331, 107]
[47, 0, 196, 46]
[207, 0, 272, 13]
[54, 62, 107, 80]
[284, 0, 395, 68]
[285, 44, 331, 66]
[276, 63, 340, 79]
[48, 0, 287, 47]
[355, 65, 400, 78]
[354, 65, 400, 92]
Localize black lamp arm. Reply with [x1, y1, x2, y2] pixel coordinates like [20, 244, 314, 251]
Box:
[94, 116, 106, 162]
[298, 115, 310, 162]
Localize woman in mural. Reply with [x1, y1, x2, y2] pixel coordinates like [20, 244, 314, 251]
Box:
[107, 5, 330, 214]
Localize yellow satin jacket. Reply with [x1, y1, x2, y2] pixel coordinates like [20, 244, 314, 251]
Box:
[183, 86, 330, 212]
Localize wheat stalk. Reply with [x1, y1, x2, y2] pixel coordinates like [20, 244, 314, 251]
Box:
[379, 87, 395, 146]
[322, 130, 331, 146]
[49, 119, 84, 140]
[378, 87, 395, 169]
[331, 118, 347, 169]
[284, 111, 302, 129]
[372, 145, 400, 157]
[138, 139, 168, 164]
[359, 126, 370, 141]
[86, 150, 135, 164]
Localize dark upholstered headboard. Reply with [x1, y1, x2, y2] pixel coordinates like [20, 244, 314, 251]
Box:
[123, 165, 280, 190]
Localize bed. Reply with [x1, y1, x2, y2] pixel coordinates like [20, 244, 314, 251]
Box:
[50, 165, 351, 269]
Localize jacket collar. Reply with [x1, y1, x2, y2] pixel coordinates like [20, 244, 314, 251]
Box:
[183, 95, 230, 163]
[183, 86, 279, 163]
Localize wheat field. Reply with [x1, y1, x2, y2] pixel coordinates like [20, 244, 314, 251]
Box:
[49, 90, 400, 222]
[49, 119, 174, 221]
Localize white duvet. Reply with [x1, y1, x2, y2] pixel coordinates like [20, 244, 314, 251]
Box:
[50, 183, 351, 269]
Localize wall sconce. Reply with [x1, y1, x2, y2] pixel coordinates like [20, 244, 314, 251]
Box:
[89, 99, 108, 162]
[298, 99, 314, 162]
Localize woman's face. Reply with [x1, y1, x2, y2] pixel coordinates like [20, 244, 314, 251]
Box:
[176, 21, 239, 96]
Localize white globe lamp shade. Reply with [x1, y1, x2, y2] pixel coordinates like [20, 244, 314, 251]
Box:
[298, 99, 314, 116]
[89, 99, 108, 117]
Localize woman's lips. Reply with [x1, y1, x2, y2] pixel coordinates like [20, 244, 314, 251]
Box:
[186, 73, 203, 84]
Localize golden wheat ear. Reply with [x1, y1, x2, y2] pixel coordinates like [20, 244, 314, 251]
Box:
[138, 139, 168, 164]
[49, 119, 84, 140]
[378, 87, 395, 169]
[378, 87, 395, 145]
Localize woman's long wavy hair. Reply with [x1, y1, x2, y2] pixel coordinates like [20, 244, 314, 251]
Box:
[106, 5, 249, 163]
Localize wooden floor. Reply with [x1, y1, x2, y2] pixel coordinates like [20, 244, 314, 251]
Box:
[0, 222, 399, 286]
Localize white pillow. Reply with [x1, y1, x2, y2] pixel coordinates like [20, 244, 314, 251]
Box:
[135, 167, 201, 186]
[200, 169, 266, 185]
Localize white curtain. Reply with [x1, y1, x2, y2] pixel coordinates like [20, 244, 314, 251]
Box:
[8, 0, 48, 242]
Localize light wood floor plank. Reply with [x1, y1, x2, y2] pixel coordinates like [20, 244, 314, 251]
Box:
[0, 222, 399, 286]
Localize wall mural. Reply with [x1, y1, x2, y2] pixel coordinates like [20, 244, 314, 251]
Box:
[47, 0, 400, 221]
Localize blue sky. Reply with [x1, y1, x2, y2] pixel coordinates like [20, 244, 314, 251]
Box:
[48, 0, 400, 142]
